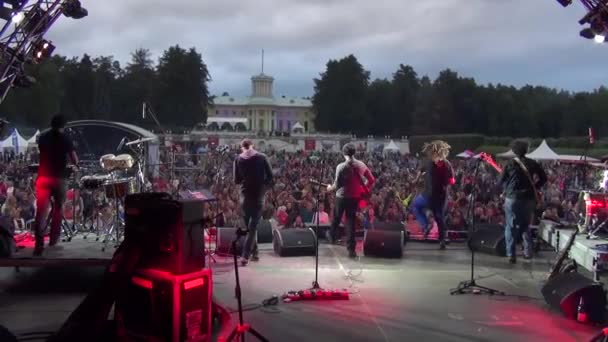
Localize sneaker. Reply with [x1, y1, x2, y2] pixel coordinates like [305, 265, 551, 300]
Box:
[240, 258, 249, 266]
[33, 247, 43, 257]
[439, 241, 446, 250]
[251, 255, 260, 262]
[523, 255, 532, 260]
[509, 256, 516, 264]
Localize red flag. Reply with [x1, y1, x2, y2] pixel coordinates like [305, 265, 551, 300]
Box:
[589, 127, 595, 145]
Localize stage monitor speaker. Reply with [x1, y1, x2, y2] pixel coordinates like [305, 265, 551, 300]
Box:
[374, 221, 404, 232]
[257, 220, 273, 243]
[124, 193, 206, 274]
[273, 228, 316, 257]
[468, 224, 506, 256]
[363, 230, 404, 258]
[215, 227, 242, 256]
[116, 268, 212, 342]
[541, 272, 606, 323]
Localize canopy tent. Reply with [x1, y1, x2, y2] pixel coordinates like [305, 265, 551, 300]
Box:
[383, 140, 400, 154]
[455, 150, 482, 159]
[497, 149, 515, 158]
[1, 129, 29, 154]
[27, 130, 40, 144]
[558, 154, 600, 163]
[526, 140, 560, 160]
[291, 122, 305, 132]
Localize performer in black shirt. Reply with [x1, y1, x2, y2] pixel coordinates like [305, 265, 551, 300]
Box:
[326, 143, 375, 258]
[412, 141, 454, 249]
[33, 115, 79, 256]
[485, 140, 547, 263]
[233, 139, 273, 266]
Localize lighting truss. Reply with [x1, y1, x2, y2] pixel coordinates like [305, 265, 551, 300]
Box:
[0, 0, 85, 104]
[559, 1, 608, 41]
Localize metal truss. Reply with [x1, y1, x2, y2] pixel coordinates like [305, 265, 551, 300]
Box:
[0, 0, 65, 104]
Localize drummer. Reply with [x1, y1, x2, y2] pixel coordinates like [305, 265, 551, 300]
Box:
[33, 115, 79, 256]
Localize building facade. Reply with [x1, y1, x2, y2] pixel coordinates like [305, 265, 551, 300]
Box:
[207, 72, 314, 133]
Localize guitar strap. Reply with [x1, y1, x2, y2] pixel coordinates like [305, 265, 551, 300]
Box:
[513, 157, 539, 202]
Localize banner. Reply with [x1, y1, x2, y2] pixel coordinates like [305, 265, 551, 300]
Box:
[304, 138, 316, 151]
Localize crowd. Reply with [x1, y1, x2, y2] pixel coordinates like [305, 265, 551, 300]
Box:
[0, 147, 600, 239]
[159, 147, 601, 234]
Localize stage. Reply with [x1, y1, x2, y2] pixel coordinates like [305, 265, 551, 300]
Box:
[0, 240, 599, 341]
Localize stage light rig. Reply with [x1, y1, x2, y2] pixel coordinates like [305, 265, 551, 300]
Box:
[0, 0, 88, 104]
[556, 0, 608, 43]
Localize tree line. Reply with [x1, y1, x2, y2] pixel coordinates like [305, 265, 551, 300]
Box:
[0, 46, 211, 131]
[313, 55, 608, 139]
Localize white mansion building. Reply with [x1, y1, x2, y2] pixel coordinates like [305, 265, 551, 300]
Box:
[207, 72, 314, 133]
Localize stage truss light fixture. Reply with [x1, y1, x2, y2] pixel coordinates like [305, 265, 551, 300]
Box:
[32, 38, 53, 63]
[560, 1, 608, 44]
[62, 0, 86, 19]
[0, 0, 88, 105]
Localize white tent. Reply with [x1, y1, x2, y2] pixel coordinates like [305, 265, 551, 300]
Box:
[291, 122, 305, 132]
[558, 155, 600, 163]
[526, 140, 560, 160]
[1, 129, 29, 154]
[27, 130, 40, 145]
[497, 149, 515, 158]
[383, 140, 400, 154]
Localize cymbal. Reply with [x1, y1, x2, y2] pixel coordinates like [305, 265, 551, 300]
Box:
[126, 137, 154, 146]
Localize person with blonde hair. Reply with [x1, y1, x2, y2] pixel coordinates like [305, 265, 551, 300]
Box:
[412, 140, 455, 249]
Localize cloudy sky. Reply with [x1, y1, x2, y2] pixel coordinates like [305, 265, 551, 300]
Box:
[46, 0, 604, 97]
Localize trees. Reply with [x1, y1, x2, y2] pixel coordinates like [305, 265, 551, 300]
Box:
[0, 45, 212, 130]
[312, 55, 606, 138]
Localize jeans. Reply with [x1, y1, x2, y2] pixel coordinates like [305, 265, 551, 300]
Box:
[34, 177, 66, 249]
[504, 197, 534, 258]
[412, 194, 447, 242]
[240, 200, 261, 260]
[330, 197, 359, 253]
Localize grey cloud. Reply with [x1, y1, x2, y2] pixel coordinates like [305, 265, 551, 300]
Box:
[43, 0, 607, 96]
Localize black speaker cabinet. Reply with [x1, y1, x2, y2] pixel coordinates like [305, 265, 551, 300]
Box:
[374, 221, 404, 232]
[273, 228, 316, 257]
[468, 224, 506, 256]
[116, 268, 212, 342]
[363, 230, 404, 258]
[124, 193, 206, 274]
[215, 227, 242, 256]
[541, 272, 607, 323]
[257, 220, 273, 243]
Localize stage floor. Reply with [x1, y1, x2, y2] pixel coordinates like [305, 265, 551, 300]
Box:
[0, 241, 601, 341]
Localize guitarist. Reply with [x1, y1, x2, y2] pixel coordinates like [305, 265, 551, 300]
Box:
[482, 140, 547, 264]
[326, 143, 375, 258]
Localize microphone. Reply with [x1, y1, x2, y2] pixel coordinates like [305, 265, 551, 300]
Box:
[116, 137, 128, 152]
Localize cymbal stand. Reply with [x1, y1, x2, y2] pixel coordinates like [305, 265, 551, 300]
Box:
[101, 171, 125, 252]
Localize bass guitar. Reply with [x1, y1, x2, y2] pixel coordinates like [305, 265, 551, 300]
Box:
[309, 178, 371, 205]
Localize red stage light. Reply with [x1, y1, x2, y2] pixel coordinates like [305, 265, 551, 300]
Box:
[131, 276, 153, 289]
[183, 277, 205, 290]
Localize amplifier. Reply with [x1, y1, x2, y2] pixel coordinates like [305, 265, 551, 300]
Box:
[116, 268, 212, 342]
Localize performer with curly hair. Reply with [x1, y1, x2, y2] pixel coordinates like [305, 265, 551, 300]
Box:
[412, 140, 455, 249]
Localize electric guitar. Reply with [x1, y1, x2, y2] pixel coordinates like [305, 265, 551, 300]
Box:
[479, 152, 543, 205]
[309, 178, 371, 202]
[547, 228, 579, 280]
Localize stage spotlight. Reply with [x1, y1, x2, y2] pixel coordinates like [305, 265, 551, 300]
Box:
[580, 28, 595, 39]
[33, 39, 54, 63]
[62, 0, 87, 19]
[556, 0, 572, 7]
[595, 34, 606, 43]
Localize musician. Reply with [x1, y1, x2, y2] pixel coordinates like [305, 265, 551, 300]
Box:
[33, 115, 79, 256]
[326, 143, 375, 258]
[412, 141, 455, 250]
[233, 139, 273, 266]
[497, 140, 547, 263]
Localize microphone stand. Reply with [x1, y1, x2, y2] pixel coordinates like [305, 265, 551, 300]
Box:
[450, 157, 504, 296]
[312, 158, 325, 289]
[224, 229, 268, 342]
